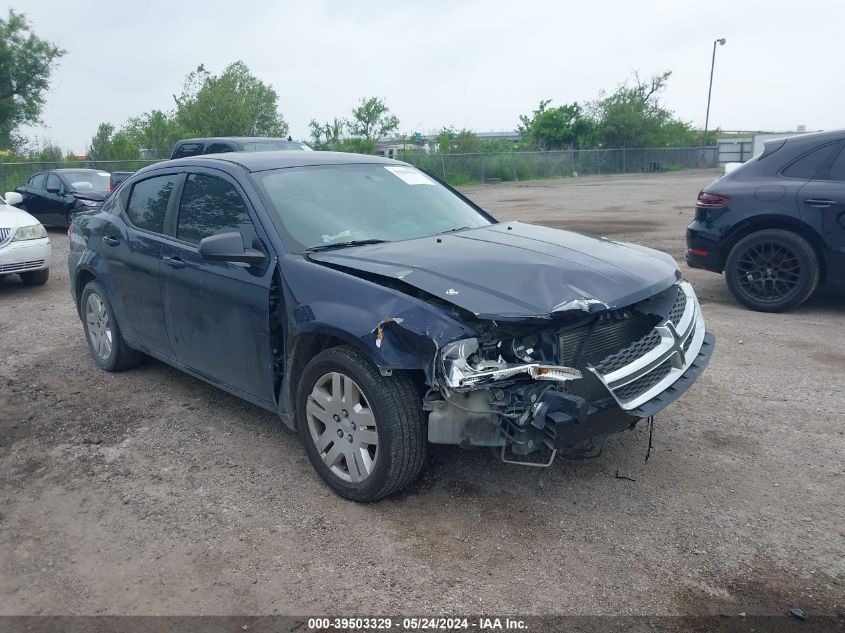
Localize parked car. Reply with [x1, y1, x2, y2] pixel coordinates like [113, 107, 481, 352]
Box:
[0, 192, 51, 285]
[170, 136, 312, 159]
[687, 129, 845, 312]
[69, 151, 714, 501]
[14, 168, 110, 228]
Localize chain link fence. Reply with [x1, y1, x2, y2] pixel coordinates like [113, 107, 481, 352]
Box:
[402, 146, 718, 185]
[1, 147, 717, 193]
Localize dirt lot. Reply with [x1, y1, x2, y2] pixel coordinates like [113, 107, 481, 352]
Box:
[1, 169, 843, 616]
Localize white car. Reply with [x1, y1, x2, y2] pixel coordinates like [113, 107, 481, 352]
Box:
[0, 192, 52, 285]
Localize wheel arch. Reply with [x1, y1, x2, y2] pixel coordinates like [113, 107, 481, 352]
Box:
[720, 215, 828, 281]
[73, 267, 99, 318]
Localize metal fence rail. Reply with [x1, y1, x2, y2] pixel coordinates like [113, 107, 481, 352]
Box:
[401, 147, 718, 185]
[0, 147, 717, 192]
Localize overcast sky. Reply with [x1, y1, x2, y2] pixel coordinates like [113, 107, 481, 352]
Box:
[9, 0, 844, 152]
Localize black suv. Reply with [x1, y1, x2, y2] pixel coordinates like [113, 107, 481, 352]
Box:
[686, 129, 845, 312]
[170, 137, 311, 159]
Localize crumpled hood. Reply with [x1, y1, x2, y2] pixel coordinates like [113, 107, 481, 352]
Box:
[72, 190, 108, 202]
[309, 221, 681, 319]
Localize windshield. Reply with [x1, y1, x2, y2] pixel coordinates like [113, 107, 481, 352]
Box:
[253, 164, 492, 251]
[241, 141, 312, 152]
[62, 171, 110, 191]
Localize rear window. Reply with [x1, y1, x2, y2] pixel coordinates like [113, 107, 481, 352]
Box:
[125, 175, 179, 233]
[172, 143, 205, 159]
[240, 141, 311, 151]
[781, 143, 838, 179]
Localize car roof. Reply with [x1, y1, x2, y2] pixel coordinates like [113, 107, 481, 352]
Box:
[175, 137, 299, 145]
[53, 168, 105, 173]
[163, 150, 403, 173]
[778, 129, 845, 149]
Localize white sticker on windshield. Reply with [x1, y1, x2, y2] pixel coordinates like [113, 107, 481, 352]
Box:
[384, 166, 435, 185]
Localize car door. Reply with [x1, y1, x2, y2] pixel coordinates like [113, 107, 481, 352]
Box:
[44, 172, 72, 226]
[20, 173, 48, 221]
[100, 172, 183, 358]
[160, 169, 276, 404]
[797, 143, 845, 280]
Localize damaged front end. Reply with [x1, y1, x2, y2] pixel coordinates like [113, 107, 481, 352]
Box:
[426, 281, 715, 463]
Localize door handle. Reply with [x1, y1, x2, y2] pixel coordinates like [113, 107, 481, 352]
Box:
[162, 255, 186, 269]
[804, 198, 837, 208]
[103, 236, 120, 246]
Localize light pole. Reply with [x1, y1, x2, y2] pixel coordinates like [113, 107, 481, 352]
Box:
[703, 38, 726, 149]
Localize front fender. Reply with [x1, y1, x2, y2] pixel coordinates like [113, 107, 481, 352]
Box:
[282, 254, 477, 381]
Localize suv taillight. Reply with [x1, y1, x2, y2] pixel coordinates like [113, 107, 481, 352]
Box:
[696, 191, 731, 208]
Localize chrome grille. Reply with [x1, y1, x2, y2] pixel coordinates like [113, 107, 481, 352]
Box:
[613, 359, 672, 401]
[0, 227, 11, 246]
[668, 285, 686, 325]
[587, 281, 706, 410]
[0, 259, 44, 273]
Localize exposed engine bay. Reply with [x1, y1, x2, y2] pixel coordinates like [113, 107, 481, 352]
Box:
[425, 281, 713, 463]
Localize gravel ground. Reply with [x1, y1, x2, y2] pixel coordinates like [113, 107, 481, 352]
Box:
[1, 169, 843, 616]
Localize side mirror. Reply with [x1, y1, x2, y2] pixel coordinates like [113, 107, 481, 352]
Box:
[198, 231, 266, 265]
[46, 185, 61, 194]
[4, 191, 23, 205]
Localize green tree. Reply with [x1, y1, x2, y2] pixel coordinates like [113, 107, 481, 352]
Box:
[174, 61, 288, 138]
[518, 100, 593, 150]
[28, 140, 64, 162]
[0, 10, 66, 151]
[590, 71, 696, 148]
[436, 127, 481, 154]
[88, 122, 140, 161]
[124, 110, 181, 157]
[308, 117, 344, 150]
[346, 97, 399, 142]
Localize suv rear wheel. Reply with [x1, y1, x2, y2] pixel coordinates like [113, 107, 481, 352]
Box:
[296, 346, 425, 501]
[725, 229, 819, 312]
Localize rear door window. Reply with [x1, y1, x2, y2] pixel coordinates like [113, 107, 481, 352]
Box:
[824, 147, 845, 181]
[29, 173, 47, 189]
[172, 143, 204, 159]
[176, 173, 255, 245]
[46, 173, 61, 191]
[782, 143, 838, 179]
[125, 175, 179, 233]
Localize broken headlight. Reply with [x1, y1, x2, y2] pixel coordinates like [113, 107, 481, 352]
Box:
[440, 337, 581, 390]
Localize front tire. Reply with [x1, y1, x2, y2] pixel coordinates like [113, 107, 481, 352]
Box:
[296, 346, 425, 501]
[20, 268, 49, 285]
[724, 229, 819, 312]
[80, 280, 144, 371]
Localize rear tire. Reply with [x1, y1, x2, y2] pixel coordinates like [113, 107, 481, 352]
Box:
[20, 268, 49, 285]
[80, 280, 144, 371]
[724, 229, 819, 312]
[296, 345, 425, 501]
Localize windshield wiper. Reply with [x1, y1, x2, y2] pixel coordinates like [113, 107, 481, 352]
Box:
[304, 239, 389, 253]
[435, 226, 471, 235]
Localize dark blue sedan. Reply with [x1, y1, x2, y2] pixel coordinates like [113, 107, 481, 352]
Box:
[69, 151, 714, 500]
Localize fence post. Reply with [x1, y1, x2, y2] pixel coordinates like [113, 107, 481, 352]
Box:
[440, 154, 446, 181]
[622, 147, 626, 174]
[511, 152, 517, 181]
[480, 153, 485, 183]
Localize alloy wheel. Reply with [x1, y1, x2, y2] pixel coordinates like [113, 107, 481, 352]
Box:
[85, 293, 113, 360]
[305, 371, 379, 483]
[734, 241, 802, 303]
